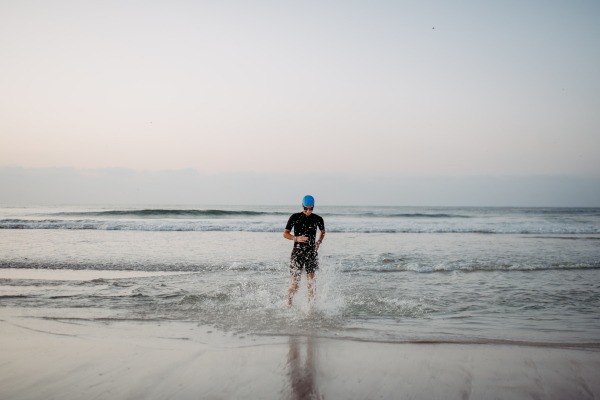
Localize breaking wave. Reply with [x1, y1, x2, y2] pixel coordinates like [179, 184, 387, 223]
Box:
[46, 209, 471, 219]
[50, 209, 285, 218]
[1, 218, 598, 234]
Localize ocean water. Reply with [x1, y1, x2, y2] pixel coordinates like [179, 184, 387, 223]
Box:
[1, 205, 599, 346]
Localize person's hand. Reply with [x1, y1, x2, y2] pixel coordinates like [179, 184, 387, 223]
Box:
[316, 239, 322, 251]
[296, 235, 308, 243]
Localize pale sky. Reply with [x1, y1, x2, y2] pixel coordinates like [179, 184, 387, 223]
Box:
[1, 0, 599, 176]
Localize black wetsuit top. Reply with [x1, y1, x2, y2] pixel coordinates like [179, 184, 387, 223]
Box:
[285, 212, 325, 249]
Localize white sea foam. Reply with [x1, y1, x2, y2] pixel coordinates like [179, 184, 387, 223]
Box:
[1, 218, 598, 234]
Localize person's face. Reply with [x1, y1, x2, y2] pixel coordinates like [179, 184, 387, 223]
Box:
[302, 206, 314, 216]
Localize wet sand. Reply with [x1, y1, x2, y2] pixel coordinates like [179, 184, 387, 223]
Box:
[1, 310, 599, 400]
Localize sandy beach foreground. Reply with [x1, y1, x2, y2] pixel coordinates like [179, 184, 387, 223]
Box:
[1, 310, 598, 400]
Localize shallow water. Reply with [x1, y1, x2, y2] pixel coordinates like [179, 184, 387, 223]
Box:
[1, 205, 599, 346]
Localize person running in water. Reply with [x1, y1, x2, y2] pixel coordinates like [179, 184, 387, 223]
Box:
[283, 195, 325, 306]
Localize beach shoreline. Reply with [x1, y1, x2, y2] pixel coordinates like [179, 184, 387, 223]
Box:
[2, 310, 599, 400]
[2, 206, 600, 398]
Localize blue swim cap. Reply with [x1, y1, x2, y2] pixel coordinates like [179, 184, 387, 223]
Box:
[302, 195, 315, 206]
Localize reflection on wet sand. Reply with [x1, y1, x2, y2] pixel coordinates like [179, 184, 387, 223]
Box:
[285, 336, 320, 400]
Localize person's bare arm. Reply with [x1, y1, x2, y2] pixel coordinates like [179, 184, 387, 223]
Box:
[316, 229, 325, 251]
[284, 229, 308, 242]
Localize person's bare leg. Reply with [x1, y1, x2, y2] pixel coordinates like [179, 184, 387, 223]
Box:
[307, 273, 316, 306]
[288, 275, 300, 306]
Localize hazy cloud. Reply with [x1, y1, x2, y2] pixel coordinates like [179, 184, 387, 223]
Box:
[1, 167, 598, 206]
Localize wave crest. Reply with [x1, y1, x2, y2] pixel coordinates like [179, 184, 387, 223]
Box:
[1, 218, 599, 234]
[45, 209, 473, 219]
[51, 209, 283, 218]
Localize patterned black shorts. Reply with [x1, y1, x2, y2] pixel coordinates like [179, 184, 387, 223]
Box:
[290, 247, 319, 276]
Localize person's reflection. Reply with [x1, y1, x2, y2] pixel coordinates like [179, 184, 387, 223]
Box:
[286, 336, 320, 400]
